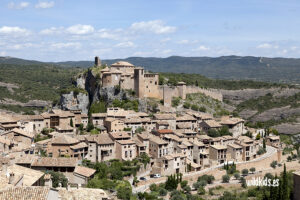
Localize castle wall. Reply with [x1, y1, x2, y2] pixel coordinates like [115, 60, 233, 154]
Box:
[120, 76, 134, 90]
[143, 74, 160, 99]
[185, 86, 223, 101]
[134, 68, 145, 98]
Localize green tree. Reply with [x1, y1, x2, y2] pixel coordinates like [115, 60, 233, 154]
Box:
[242, 169, 248, 176]
[47, 171, 68, 188]
[263, 138, 266, 150]
[282, 164, 289, 200]
[197, 186, 205, 195]
[256, 133, 261, 140]
[116, 181, 132, 200]
[234, 172, 240, 180]
[250, 167, 256, 174]
[70, 118, 73, 127]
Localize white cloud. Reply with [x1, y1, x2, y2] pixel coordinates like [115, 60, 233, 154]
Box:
[40, 27, 64, 35]
[114, 41, 135, 48]
[96, 29, 119, 40]
[130, 20, 176, 34]
[6, 43, 35, 50]
[66, 24, 94, 35]
[257, 43, 279, 49]
[50, 42, 81, 49]
[177, 40, 189, 44]
[194, 45, 210, 51]
[35, 1, 54, 9]
[8, 2, 29, 9]
[0, 26, 30, 36]
[0, 51, 6, 56]
[161, 49, 172, 54]
[161, 38, 171, 43]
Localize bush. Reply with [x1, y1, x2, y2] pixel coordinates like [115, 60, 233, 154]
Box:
[180, 180, 188, 188]
[191, 104, 199, 111]
[257, 147, 266, 155]
[183, 102, 191, 109]
[270, 161, 278, 169]
[250, 167, 256, 174]
[234, 172, 240, 180]
[192, 182, 201, 190]
[242, 169, 248, 176]
[197, 186, 205, 195]
[222, 175, 230, 183]
[158, 188, 167, 196]
[150, 184, 158, 192]
[47, 171, 68, 188]
[183, 185, 191, 194]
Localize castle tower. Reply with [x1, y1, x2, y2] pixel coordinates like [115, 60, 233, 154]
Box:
[95, 56, 101, 66]
[134, 67, 145, 98]
[177, 82, 186, 100]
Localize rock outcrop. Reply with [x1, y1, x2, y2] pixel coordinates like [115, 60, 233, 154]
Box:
[60, 92, 89, 114]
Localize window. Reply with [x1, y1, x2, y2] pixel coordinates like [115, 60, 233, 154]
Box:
[125, 151, 128, 158]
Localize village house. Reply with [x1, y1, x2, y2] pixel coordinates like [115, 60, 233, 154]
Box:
[220, 116, 245, 137]
[192, 140, 209, 167]
[176, 114, 197, 131]
[115, 140, 137, 161]
[49, 135, 87, 159]
[0, 187, 60, 200]
[109, 131, 131, 141]
[199, 120, 222, 133]
[70, 165, 96, 185]
[135, 132, 151, 154]
[187, 111, 213, 131]
[227, 143, 243, 162]
[149, 135, 169, 159]
[0, 136, 12, 153]
[41, 109, 75, 130]
[209, 145, 227, 165]
[157, 153, 186, 175]
[16, 115, 45, 134]
[91, 113, 107, 128]
[1, 128, 33, 147]
[70, 110, 88, 128]
[266, 135, 280, 148]
[236, 136, 259, 161]
[162, 134, 182, 155]
[153, 114, 176, 130]
[0, 114, 19, 133]
[31, 157, 78, 173]
[86, 134, 115, 162]
[104, 118, 125, 132]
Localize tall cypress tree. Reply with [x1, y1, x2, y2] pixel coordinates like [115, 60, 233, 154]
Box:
[282, 164, 289, 200]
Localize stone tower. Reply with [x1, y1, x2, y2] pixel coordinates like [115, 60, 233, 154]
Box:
[95, 56, 101, 66]
[134, 67, 145, 98]
[177, 82, 186, 100]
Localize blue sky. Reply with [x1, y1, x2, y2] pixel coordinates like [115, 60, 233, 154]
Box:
[0, 0, 300, 61]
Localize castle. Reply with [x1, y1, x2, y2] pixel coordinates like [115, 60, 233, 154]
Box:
[94, 57, 223, 106]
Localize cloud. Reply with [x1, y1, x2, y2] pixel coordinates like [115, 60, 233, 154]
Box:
[40, 27, 64, 35]
[35, 1, 54, 9]
[8, 2, 29, 9]
[50, 42, 81, 49]
[0, 51, 6, 56]
[257, 43, 279, 49]
[130, 20, 176, 34]
[177, 39, 198, 45]
[194, 45, 210, 51]
[6, 43, 36, 50]
[114, 41, 135, 48]
[66, 24, 94, 35]
[96, 29, 119, 40]
[0, 26, 30, 36]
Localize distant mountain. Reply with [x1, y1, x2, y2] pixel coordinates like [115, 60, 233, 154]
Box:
[1, 56, 300, 83]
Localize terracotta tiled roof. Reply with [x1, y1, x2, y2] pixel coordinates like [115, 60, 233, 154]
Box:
[109, 132, 131, 140]
[74, 166, 96, 177]
[153, 114, 176, 120]
[203, 120, 222, 128]
[31, 157, 77, 167]
[7, 164, 44, 186]
[210, 145, 227, 150]
[94, 133, 114, 145]
[117, 139, 136, 145]
[91, 113, 107, 118]
[157, 129, 174, 135]
[0, 187, 50, 200]
[51, 135, 79, 145]
[10, 128, 34, 138]
[70, 142, 87, 150]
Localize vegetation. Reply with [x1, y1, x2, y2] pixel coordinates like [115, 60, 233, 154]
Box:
[34, 134, 50, 142]
[112, 99, 139, 112]
[207, 126, 232, 138]
[46, 171, 68, 188]
[90, 101, 107, 113]
[185, 93, 230, 117]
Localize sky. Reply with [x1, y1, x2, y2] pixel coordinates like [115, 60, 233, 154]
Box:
[1, 0, 300, 61]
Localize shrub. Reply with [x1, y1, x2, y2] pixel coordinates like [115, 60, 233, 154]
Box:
[158, 188, 167, 196]
[197, 186, 206, 195]
[250, 167, 256, 174]
[234, 172, 240, 180]
[150, 184, 158, 192]
[180, 180, 188, 188]
[270, 161, 278, 169]
[191, 104, 199, 111]
[242, 169, 248, 176]
[183, 185, 191, 194]
[222, 175, 230, 183]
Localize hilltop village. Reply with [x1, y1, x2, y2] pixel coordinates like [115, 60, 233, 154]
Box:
[0, 59, 287, 200]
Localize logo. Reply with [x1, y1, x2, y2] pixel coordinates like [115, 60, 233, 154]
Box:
[246, 177, 279, 187]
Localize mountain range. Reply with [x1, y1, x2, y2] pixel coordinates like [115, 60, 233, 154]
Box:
[1, 55, 300, 83]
